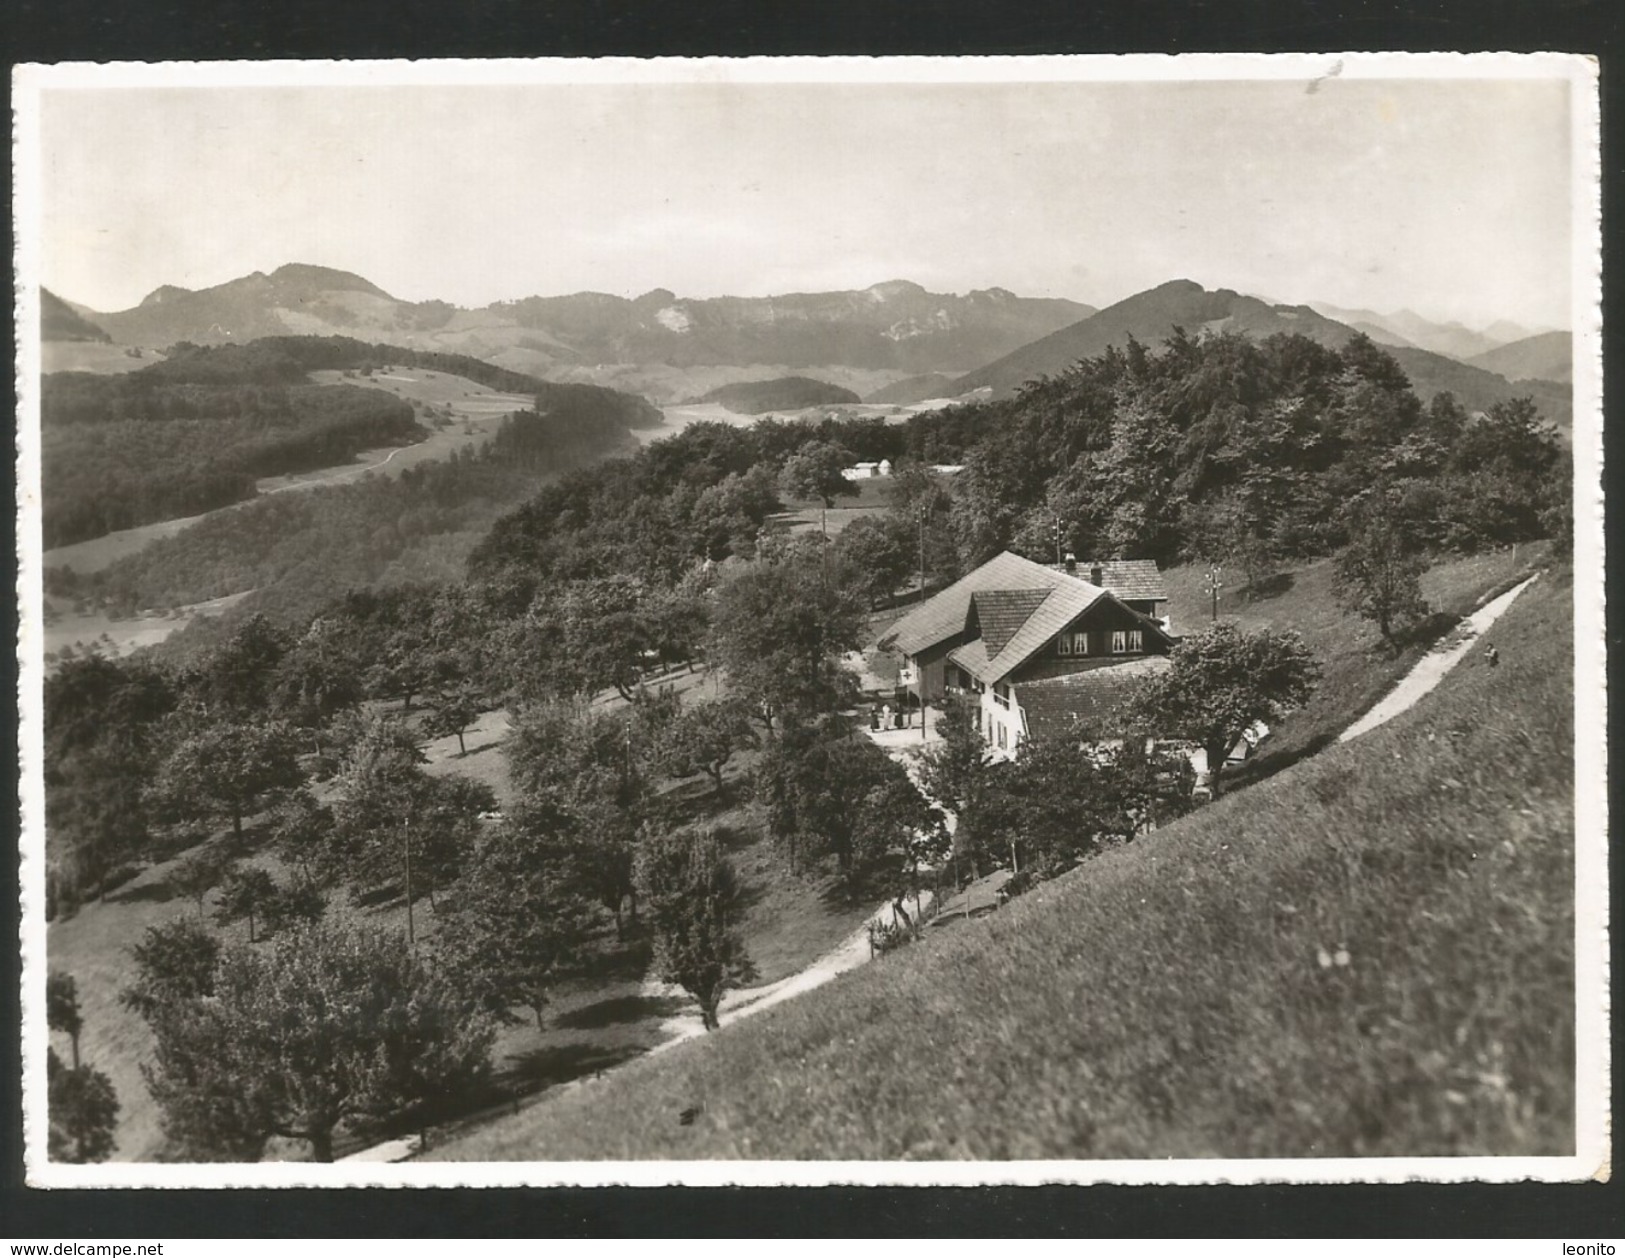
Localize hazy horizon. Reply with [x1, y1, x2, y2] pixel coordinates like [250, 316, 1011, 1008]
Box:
[33, 69, 1577, 331]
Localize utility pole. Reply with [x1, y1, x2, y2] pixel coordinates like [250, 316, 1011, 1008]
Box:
[918, 503, 927, 603]
[1203, 563, 1224, 623]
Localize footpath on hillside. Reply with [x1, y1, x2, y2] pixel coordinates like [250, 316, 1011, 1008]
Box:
[1339, 573, 1539, 743]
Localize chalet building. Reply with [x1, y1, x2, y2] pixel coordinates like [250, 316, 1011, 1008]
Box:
[877, 550, 1176, 757]
[841, 459, 894, 481]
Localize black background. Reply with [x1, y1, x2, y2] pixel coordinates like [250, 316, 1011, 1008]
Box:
[4, 0, 1622, 1238]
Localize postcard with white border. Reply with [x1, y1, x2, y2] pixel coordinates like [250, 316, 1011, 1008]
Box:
[13, 53, 1607, 1187]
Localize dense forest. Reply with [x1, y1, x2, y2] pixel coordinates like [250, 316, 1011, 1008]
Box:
[901, 328, 1568, 569]
[43, 382, 422, 547]
[41, 336, 663, 549]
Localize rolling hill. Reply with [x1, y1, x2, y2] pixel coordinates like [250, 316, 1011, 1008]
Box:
[64, 266, 1095, 388]
[1467, 330, 1573, 385]
[951, 280, 1572, 432]
[41, 287, 111, 342]
[697, 376, 861, 414]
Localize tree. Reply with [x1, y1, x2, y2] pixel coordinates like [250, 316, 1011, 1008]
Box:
[268, 789, 337, 884]
[47, 971, 85, 1069]
[858, 773, 948, 931]
[191, 614, 290, 716]
[972, 736, 1192, 881]
[546, 575, 656, 702]
[423, 685, 481, 755]
[706, 558, 862, 732]
[757, 727, 909, 884]
[658, 698, 757, 796]
[267, 877, 328, 931]
[168, 846, 227, 919]
[214, 865, 279, 943]
[919, 693, 993, 847]
[149, 717, 304, 842]
[831, 514, 914, 608]
[778, 441, 856, 511]
[136, 920, 496, 1162]
[1333, 516, 1430, 649]
[635, 825, 755, 1031]
[122, 916, 221, 1021]
[47, 1050, 119, 1163]
[436, 801, 597, 1032]
[1128, 623, 1319, 799]
[332, 717, 488, 940]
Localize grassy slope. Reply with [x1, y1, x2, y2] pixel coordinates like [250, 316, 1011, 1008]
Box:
[429, 560, 1573, 1161]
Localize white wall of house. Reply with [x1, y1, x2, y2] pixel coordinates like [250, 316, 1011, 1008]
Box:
[979, 682, 1021, 759]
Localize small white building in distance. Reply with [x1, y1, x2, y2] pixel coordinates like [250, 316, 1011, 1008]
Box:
[841, 458, 894, 481]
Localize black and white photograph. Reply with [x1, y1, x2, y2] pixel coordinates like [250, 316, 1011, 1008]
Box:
[13, 55, 1606, 1187]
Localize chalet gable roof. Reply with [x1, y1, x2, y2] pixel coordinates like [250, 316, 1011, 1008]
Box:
[1046, 559, 1168, 602]
[969, 588, 1054, 657]
[877, 550, 1084, 658]
[949, 588, 1175, 686]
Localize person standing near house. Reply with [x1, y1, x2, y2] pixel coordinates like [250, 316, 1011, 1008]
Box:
[1484, 645, 1500, 667]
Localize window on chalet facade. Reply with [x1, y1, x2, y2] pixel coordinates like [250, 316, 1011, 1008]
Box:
[993, 681, 1011, 708]
[1111, 628, 1144, 654]
[1057, 629, 1090, 657]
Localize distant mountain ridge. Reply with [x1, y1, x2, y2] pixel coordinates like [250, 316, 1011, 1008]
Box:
[1305, 301, 1554, 363]
[64, 266, 1096, 383]
[952, 280, 1571, 433]
[1466, 331, 1572, 385]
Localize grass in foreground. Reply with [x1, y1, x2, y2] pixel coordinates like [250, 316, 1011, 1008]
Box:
[428, 563, 1573, 1161]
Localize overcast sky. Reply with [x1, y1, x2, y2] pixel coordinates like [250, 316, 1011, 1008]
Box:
[33, 70, 1577, 330]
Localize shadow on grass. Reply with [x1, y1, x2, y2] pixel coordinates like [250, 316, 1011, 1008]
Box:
[504, 1041, 650, 1090]
[816, 859, 897, 912]
[571, 935, 654, 984]
[554, 992, 691, 1031]
[1225, 731, 1339, 792]
[1395, 610, 1465, 651]
[351, 883, 401, 909]
[109, 877, 180, 906]
[1243, 571, 1297, 602]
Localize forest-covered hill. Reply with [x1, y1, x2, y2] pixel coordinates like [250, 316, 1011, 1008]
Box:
[698, 376, 861, 414]
[951, 280, 1573, 433]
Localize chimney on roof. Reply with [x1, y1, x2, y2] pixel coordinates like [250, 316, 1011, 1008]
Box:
[1063, 552, 1077, 575]
[1089, 564, 1104, 586]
